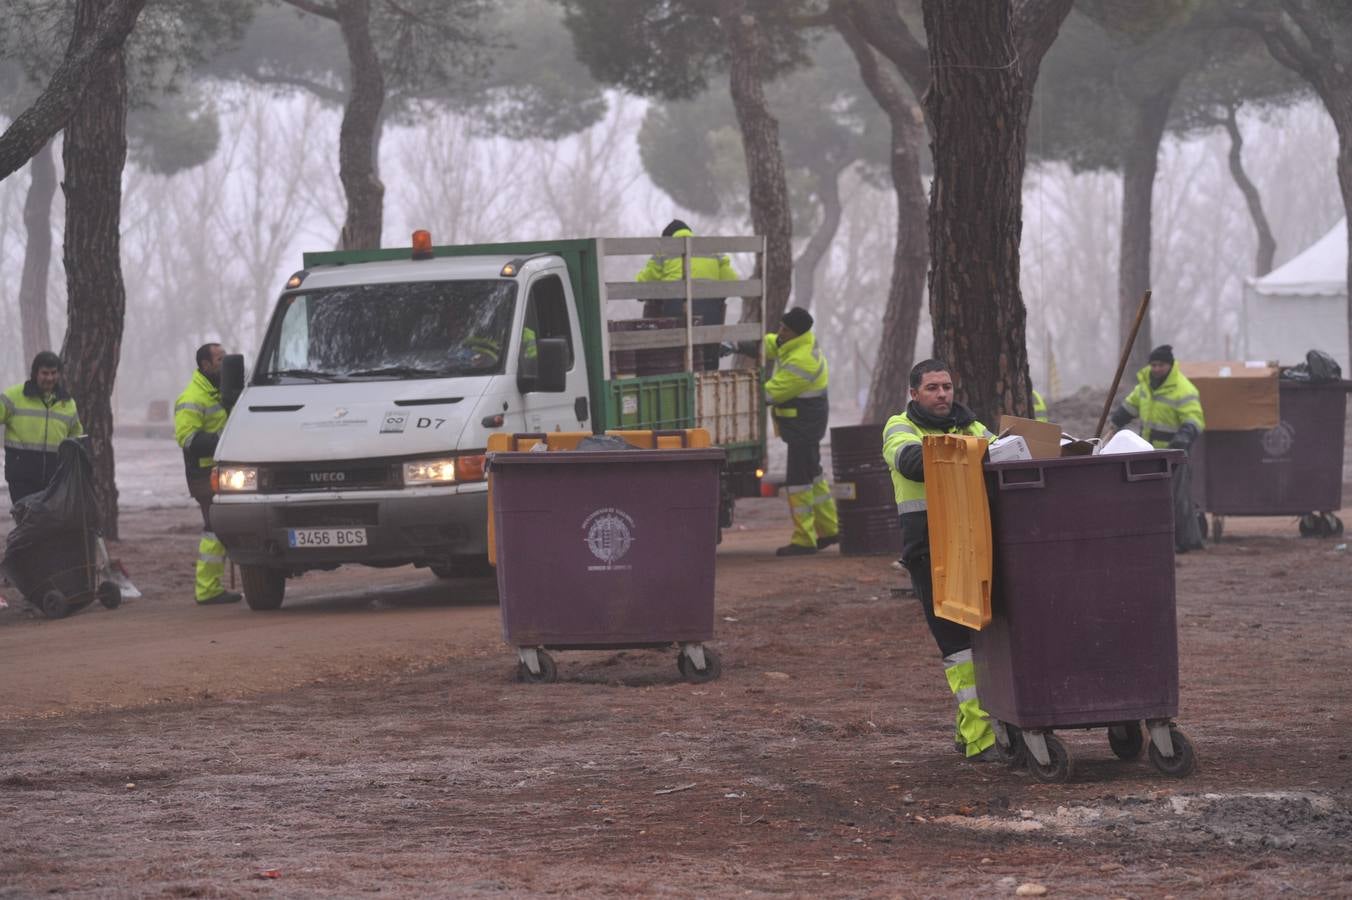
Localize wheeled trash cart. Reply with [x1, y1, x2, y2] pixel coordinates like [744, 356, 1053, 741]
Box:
[488, 434, 725, 684]
[1191, 379, 1351, 541]
[960, 449, 1196, 782]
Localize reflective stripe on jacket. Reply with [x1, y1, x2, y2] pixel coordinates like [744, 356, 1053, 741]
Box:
[882, 410, 990, 514]
[1120, 364, 1205, 448]
[1032, 389, 1048, 423]
[635, 228, 738, 283]
[174, 370, 227, 474]
[0, 382, 83, 453]
[763, 330, 828, 419]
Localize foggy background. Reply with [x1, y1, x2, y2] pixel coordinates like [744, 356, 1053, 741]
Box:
[0, 11, 1343, 421]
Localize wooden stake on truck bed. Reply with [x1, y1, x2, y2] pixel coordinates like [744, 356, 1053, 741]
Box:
[1096, 290, 1152, 439]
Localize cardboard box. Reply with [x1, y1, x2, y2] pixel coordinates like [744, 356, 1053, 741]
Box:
[998, 415, 1062, 460]
[1177, 361, 1279, 431]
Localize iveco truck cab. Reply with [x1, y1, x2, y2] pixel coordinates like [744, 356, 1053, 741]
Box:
[210, 233, 768, 610]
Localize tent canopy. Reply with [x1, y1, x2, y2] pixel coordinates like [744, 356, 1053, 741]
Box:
[1249, 218, 1346, 297]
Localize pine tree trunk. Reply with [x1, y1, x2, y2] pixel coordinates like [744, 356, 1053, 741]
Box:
[719, 0, 792, 328]
[1221, 107, 1276, 277]
[60, 0, 129, 540]
[0, 0, 145, 181]
[791, 159, 846, 312]
[921, 0, 1072, 427]
[336, 0, 385, 251]
[864, 105, 927, 426]
[19, 139, 57, 364]
[1117, 82, 1178, 376]
[833, 2, 928, 425]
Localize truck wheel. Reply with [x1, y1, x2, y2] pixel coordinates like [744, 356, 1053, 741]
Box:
[240, 565, 286, 611]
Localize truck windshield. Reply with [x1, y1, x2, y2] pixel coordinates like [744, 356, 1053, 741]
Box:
[256, 280, 518, 383]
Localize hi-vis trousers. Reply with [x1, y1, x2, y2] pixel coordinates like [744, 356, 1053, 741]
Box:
[188, 479, 226, 602]
[784, 438, 839, 548]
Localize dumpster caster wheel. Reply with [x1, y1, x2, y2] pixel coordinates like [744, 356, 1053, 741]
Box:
[96, 580, 122, 610]
[1212, 515, 1225, 542]
[1148, 725, 1197, 778]
[1027, 733, 1073, 784]
[517, 649, 557, 684]
[1107, 722, 1144, 761]
[992, 722, 1027, 768]
[677, 646, 722, 684]
[1196, 512, 1208, 540]
[1299, 513, 1325, 538]
[1324, 513, 1344, 538]
[41, 589, 70, 619]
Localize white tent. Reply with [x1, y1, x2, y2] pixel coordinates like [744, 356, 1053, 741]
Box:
[1243, 218, 1348, 372]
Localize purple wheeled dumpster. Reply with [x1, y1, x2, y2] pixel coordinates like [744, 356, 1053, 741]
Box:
[489, 447, 725, 683]
[973, 450, 1196, 782]
[1191, 380, 1352, 541]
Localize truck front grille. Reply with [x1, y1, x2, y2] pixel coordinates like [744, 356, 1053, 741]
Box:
[267, 464, 398, 493]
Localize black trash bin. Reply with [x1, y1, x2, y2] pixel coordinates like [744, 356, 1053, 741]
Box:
[829, 425, 903, 557]
[973, 450, 1196, 782]
[1191, 380, 1352, 541]
[490, 445, 725, 684]
[1, 439, 121, 618]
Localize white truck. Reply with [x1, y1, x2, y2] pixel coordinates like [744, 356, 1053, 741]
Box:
[210, 234, 768, 609]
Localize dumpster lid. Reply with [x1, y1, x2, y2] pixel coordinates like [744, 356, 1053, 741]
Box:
[489, 448, 727, 467]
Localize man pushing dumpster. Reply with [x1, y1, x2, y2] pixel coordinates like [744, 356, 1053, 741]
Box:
[882, 359, 998, 761]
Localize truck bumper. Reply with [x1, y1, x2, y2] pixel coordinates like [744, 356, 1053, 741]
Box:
[209, 489, 488, 569]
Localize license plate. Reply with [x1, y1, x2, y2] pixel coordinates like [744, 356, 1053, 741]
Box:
[287, 527, 368, 548]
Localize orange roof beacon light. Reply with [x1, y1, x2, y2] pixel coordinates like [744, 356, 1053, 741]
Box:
[411, 229, 434, 260]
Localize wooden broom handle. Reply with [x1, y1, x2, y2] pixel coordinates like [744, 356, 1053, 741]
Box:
[1096, 291, 1152, 439]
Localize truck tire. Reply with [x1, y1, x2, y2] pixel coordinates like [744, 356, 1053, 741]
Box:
[240, 565, 286, 611]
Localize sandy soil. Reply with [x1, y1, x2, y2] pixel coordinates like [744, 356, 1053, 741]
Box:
[1, 486, 1351, 897]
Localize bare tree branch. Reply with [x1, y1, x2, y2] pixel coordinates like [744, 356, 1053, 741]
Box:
[841, 0, 929, 97]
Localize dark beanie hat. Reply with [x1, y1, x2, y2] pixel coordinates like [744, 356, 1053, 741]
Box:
[661, 219, 691, 237]
[781, 307, 814, 336]
[1148, 344, 1174, 364]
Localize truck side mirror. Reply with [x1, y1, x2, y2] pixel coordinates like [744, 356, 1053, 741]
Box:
[520, 338, 568, 394]
[221, 354, 246, 412]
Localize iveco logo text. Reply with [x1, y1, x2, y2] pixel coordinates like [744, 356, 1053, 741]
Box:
[308, 472, 347, 483]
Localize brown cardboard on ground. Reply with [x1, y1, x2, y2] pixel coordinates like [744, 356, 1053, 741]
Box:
[1177, 361, 1279, 431]
[997, 415, 1062, 459]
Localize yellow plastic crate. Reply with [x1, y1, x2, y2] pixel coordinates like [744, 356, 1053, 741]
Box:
[923, 433, 993, 629]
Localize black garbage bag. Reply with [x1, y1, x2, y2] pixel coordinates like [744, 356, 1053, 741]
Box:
[1, 439, 103, 615]
[6, 438, 99, 551]
[1280, 349, 1343, 384]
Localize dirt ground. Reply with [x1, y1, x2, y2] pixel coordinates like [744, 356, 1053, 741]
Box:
[2, 481, 1351, 898]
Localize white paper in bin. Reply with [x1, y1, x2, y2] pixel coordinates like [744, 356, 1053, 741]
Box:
[1101, 430, 1155, 455]
[987, 435, 1031, 462]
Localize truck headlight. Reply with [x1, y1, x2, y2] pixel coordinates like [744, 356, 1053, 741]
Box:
[215, 465, 259, 492]
[404, 458, 457, 485]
